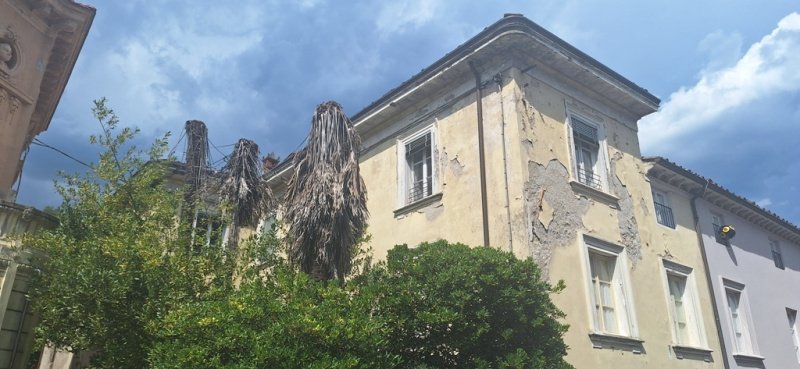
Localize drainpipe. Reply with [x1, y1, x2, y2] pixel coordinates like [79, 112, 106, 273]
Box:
[493, 73, 514, 253]
[690, 179, 731, 369]
[469, 60, 491, 247]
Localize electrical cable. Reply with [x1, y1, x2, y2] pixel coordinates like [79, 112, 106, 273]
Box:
[167, 129, 186, 159]
[31, 138, 92, 168]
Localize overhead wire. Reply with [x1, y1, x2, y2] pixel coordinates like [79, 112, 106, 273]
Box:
[167, 129, 186, 159]
[31, 138, 92, 169]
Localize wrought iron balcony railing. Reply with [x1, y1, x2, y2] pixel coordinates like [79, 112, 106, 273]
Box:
[408, 177, 432, 203]
[654, 202, 676, 228]
[577, 167, 602, 190]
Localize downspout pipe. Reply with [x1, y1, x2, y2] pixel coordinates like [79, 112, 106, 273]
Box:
[690, 179, 731, 369]
[493, 73, 514, 253]
[469, 60, 491, 247]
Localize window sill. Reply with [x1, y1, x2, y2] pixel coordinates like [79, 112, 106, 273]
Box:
[588, 332, 645, 353]
[671, 345, 713, 361]
[569, 181, 619, 207]
[393, 192, 443, 216]
[732, 353, 764, 366]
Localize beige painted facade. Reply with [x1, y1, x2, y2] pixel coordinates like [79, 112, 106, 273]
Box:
[0, 1, 94, 368]
[0, 0, 94, 201]
[267, 14, 726, 369]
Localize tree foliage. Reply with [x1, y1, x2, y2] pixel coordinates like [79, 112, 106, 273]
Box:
[367, 241, 574, 369]
[151, 240, 573, 369]
[149, 260, 397, 368]
[26, 99, 235, 369]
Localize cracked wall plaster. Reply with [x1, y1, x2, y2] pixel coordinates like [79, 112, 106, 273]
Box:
[609, 152, 643, 265]
[524, 159, 590, 277]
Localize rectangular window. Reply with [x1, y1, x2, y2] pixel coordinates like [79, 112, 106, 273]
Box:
[191, 211, 225, 250]
[711, 213, 727, 245]
[724, 283, 755, 354]
[586, 240, 635, 337]
[663, 262, 706, 348]
[405, 132, 433, 203]
[770, 239, 785, 269]
[398, 128, 437, 206]
[653, 189, 676, 228]
[571, 116, 604, 190]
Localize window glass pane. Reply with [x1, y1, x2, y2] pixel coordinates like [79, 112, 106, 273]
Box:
[405, 133, 432, 202]
[590, 252, 620, 334]
[726, 289, 752, 353]
[771, 240, 784, 269]
[668, 274, 691, 344]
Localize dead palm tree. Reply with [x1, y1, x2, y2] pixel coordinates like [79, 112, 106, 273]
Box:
[220, 139, 273, 250]
[284, 101, 368, 283]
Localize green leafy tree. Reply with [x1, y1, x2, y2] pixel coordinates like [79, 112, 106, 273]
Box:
[152, 240, 574, 369]
[26, 99, 234, 369]
[365, 241, 574, 369]
[148, 227, 398, 369]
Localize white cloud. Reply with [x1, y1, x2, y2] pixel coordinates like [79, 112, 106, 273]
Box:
[756, 198, 772, 207]
[376, 0, 441, 35]
[640, 12, 800, 154]
[697, 30, 743, 72]
[66, 1, 268, 138]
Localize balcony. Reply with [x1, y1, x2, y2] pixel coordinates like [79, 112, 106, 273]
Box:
[0, 200, 58, 248]
[654, 202, 675, 228]
[577, 167, 602, 190]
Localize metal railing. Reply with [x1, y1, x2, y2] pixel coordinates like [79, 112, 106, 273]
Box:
[408, 177, 432, 203]
[654, 202, 676, 228]
[577, 167, 602, 190]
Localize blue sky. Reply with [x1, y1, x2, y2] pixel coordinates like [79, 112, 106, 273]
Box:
[18, 0, 800, 224]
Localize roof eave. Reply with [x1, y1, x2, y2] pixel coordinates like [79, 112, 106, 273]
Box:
[351, 14, 660, 126]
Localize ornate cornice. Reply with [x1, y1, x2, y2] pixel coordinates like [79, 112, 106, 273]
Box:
[20, 0, 95, 139]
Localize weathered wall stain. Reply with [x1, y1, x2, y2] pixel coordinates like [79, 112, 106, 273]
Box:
[524, 159, 590, 276]
[609, 152, 643, 265]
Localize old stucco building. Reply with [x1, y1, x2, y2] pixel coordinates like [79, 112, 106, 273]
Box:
[269, 14, 727, 368]
[647, 157, 800, 369]
[0, 1, 94, 368]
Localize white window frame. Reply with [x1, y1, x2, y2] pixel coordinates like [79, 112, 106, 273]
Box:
[397, 125, 438, 207]
[661, 260, 708, 348]
[722, 279, 758, 356]
[788, 308, 800, 364]
[770, 239, 785, 270]
[582, 236, 638, 337]
[567, 113, 610, 192]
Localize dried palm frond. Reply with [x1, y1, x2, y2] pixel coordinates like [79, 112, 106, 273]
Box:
[221, 139, 274, 249]
[284, 101, 368, 282]
[184, 120, 210, 204]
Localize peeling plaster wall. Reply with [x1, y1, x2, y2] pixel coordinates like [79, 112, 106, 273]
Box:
[351, 61, 723, 368]
[609, 152, 643, 263]
[510, 67, 725, 369]
[358, 74, 488, 259]
[524, 159, 589, 276]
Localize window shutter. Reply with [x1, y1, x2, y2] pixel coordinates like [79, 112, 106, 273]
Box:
[406, 133, 431, 156]
[572, 118, 598, 143]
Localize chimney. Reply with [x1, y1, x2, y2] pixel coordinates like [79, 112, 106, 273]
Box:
[262, 153, 279, 172]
